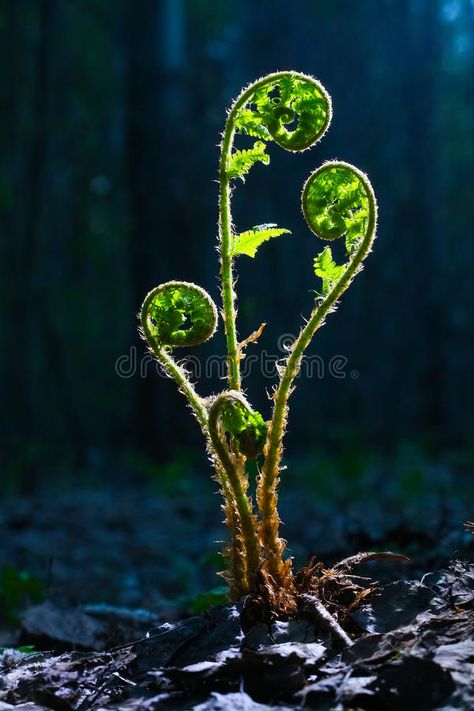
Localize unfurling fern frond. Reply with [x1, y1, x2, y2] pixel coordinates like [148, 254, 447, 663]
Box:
[258, 160, 376, 586]
[219, 72, 332, 393]
[303, 162, 371, 253]
[233, 72, 332, 152]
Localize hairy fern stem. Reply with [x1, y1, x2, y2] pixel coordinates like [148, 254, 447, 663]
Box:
[218, 166, 240, 391]
[209, 393, 261, 592]
[153, 345, 209, 433]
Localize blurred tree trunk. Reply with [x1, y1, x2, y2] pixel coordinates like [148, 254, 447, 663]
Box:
[0, 0, 22, 487]
[443, 0, 474, 441]
[402, 0, 444, 437]
[4, 0, 58, 489]
[126, 0, 188, 456]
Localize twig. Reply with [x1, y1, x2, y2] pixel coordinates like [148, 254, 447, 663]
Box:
[299, 594, 353, 648]
[332, 551, 409, 573]
[238, 322, 266, 356]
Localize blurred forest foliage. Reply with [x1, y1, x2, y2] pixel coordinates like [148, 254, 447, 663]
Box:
[0, 0, 473, 491]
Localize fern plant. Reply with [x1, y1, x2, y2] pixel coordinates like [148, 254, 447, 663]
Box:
[139, 71, 379, 613]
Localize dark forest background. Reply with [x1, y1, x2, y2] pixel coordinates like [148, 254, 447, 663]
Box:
[1, 0, 473, 494]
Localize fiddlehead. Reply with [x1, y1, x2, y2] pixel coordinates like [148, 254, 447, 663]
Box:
[258, 161, 377, 585]
[303, 162, 373, 254]
[208, 391, 266, 592]
[141, 281, 217, 349]
[219, 71, 332, 392]
[217, 391, 268, 460]
[140, 281, 217, 431]
[234, 73, 332, 152]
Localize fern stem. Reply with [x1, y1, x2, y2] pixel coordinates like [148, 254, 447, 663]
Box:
[211, 458, 248, 599]
[209, 394, 261, 591]
[258, 166, 377, 584]
[218, 166, 241, 391]
[152, 345, 209, 433]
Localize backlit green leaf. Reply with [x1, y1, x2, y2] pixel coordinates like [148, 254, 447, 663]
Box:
[231, 225, 291, 258]
[227, 141, 270, 180]
[314, 246, 346, 295]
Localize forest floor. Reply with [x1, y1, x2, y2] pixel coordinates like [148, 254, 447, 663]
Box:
[0, 450, 473, 709]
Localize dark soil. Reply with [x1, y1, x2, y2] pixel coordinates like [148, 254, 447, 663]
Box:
[1, 560, 474, 709]
[0, 467, 473, 709]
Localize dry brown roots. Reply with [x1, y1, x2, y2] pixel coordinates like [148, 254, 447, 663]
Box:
[243, 551, 408, 648]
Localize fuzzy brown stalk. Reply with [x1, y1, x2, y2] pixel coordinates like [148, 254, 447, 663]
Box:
[209, 459, 247, 599]
[209, 395, 261, 594]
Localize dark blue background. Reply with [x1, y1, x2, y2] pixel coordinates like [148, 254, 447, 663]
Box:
[1, 0, 473, 492]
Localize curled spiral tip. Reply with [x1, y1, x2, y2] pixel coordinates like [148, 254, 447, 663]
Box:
[234, 71, 332, 153]
[302, 160, 377, 247]
[140, 281, 218, 349]
[210, 390, 268, 460]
